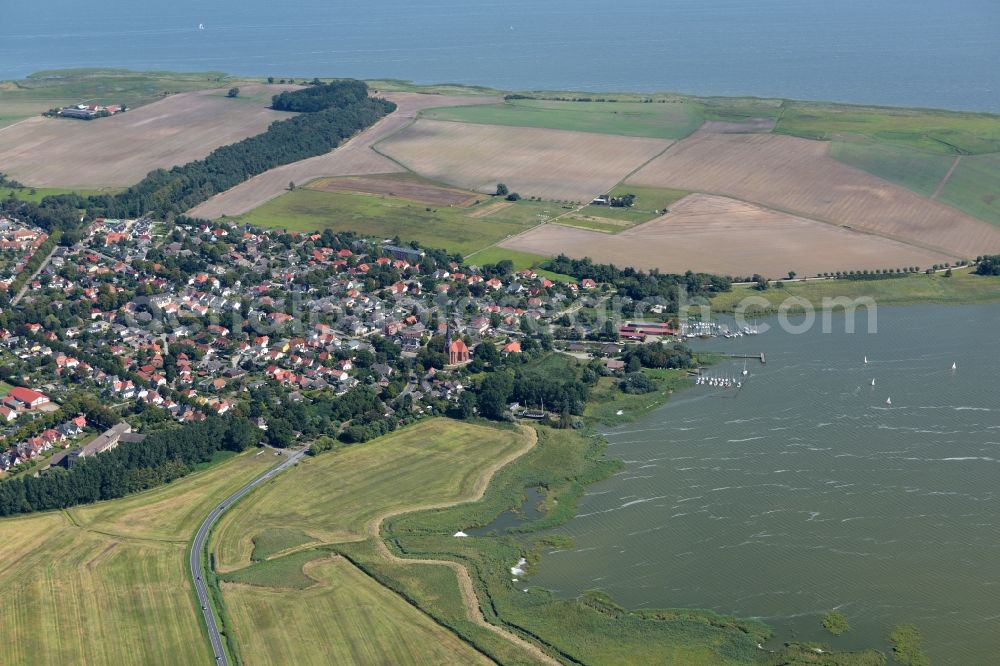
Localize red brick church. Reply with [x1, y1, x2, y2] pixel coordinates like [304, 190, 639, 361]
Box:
[448, 338, 470, 365]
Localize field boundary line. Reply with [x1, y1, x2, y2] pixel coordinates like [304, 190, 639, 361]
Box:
[369, 425, 561, 666]
[931, 155, 961, 200]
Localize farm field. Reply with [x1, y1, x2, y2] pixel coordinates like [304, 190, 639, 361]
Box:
[420, 98, 704, 138]
[0, 450, 275, 666]
[710, 268, 1000, 312]
[222, 555, 490, 666]
[67, 450, 274, 541]
[188, 91, 498, 219]
[936, 153, 1000, 227]
[625, 131, 1000, 259]
[211, 419, 532, 571]
[236, 188, 555, 256]
[774, 102, 1000, 154]
[501, 193, 954, 277]
[571, 185, 693, 226]
[376, 119, 673, 202]
[0, 68, 257, 129]
[307, 172, 480, 207]
[0, 84, 299, 188]
[828, 139, 956, 198]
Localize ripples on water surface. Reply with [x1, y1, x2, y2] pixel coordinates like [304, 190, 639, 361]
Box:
[533, 305, 1000, 663]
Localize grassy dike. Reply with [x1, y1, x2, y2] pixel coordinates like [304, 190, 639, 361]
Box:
[370, 370, 888, 665]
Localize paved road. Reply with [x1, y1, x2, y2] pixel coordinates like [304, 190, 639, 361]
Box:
[11, 245, 62, 306]
[189, 447, 309, 665]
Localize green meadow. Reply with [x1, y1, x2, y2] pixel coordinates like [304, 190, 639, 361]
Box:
[235, 188, 557, 256]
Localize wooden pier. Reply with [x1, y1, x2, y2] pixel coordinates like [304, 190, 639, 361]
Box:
[730, 352, 766, 364]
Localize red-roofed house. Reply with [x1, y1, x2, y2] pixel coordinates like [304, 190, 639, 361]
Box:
[5, 387, 49, 410]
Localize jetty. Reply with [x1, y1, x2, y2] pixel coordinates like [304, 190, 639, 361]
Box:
[730, 352, 766, 364]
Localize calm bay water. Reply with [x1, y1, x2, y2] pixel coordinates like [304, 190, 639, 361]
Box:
[2, 0, 998, 112]
[532, 304, 1000, 664]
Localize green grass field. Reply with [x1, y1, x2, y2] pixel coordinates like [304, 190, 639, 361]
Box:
[223, 555, 490, 666]
[937, 153, 1000, 227]
[0, 68, 257, 128]
[420, 98, 705, 139]
[465, 246, 575, 282]
[710, 270, 1000, 313]
[0, 380, 13, 397]
[0, 449, 275, 666]
[828, 140, 955, 197]
[211, 419, 532, 571]
[235, 188, 553, 256]
[776, 102, 1000, 155]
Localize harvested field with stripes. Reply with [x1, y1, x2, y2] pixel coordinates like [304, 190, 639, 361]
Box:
[0, 451, 273, 666]
[223, 556, 490, 666]
[376, 119, 673, 202]
[625, 132, 1000, 258]
[0, 85, 298, 188]
[501, 193, 954, 277]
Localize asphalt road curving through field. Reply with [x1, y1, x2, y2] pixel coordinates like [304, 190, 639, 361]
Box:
[190, 447, 309, 665]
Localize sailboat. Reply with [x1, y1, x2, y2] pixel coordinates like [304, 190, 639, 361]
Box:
[863, 355, 869, 364]
[885, 397, 892, 407]
[951, 362, 957, 370]
[742, 359, 749, 376]
[871, 378, 875, 387]
[198, 23, 205, 30]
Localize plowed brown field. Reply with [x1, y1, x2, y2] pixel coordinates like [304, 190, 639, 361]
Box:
[376, 119, 672, 202]
[626, 132, 1000, 258]
[501, 193, 954, 277]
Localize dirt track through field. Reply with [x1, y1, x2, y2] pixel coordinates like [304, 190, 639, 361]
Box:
[501, 193, 955, 277]
[932, 156, 962, 200]
[0, 85, 299, 188]
[188, 92, 499, 219]
[368, 425, 560, 666]
[307, 174, 479, 207]
[626, 131, 1000, 258]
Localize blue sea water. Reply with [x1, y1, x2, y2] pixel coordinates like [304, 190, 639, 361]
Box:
[2, 0, 998, 112]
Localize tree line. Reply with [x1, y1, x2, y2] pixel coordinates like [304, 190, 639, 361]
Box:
[542, 254, 732, 309]
[0, 415, 260, 516]
[0, 80, 395, 230]
[976, 255, 1000, 276]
